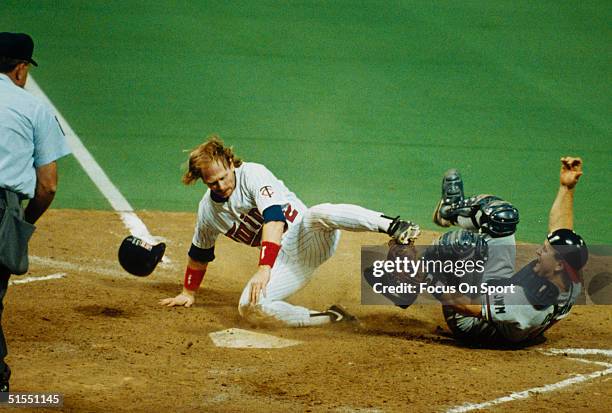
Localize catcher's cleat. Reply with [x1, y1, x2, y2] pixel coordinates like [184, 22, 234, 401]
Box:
[388, 217, 421, 245]
[433, 168, 464, 227]
[325, 305, 358, 323]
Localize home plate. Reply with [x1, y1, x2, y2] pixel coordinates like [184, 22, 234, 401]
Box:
[209, 328, 302, 349]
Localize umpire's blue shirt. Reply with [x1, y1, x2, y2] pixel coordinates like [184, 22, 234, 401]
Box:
[0, 73, 71, 199]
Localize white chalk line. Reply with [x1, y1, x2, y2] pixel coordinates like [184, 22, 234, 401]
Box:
[567, 357, 612, 369]
[9, 273, 66, 286]
[25, 76, 169, 255]
[29, 256, 123, 278]
[445, 347, 612, 413]
[541, 348, 612, 358]
[28, 255, 176, 279]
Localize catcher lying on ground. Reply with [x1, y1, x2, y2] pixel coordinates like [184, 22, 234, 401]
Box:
[369, 156, 588, 345]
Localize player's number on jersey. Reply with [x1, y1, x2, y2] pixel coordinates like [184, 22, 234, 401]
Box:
[284, 204, 298, 223]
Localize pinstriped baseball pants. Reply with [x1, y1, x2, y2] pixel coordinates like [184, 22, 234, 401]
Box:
[238, 203, 384, 326]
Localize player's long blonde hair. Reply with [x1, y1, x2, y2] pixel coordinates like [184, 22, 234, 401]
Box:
[182, 135, 243, 185]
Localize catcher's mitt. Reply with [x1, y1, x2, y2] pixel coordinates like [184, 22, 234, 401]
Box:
[386, 238, 418, 264]
[363, 239, 422, 308]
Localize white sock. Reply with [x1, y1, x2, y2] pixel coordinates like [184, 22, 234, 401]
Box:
[377, 215, 396, 233]
[308, 311, 332, 325]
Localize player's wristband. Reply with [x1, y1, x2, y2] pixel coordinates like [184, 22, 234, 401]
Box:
[183, 267, 206, 291]
[259, 241, 281, 267]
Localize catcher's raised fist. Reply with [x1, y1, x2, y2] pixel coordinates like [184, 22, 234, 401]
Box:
[560, 156, 583, 189]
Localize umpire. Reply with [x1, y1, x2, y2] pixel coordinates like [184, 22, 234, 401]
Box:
[0, 33, 71, 392]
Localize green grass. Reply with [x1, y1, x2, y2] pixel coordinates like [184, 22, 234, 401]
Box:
[2, 0, 610, 243]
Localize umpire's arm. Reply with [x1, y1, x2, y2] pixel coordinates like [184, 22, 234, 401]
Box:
[24, 161, 58, 224]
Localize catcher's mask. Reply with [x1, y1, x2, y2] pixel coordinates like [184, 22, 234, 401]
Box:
[118, 235, 166, 277]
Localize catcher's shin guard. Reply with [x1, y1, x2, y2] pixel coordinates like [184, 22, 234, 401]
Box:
[466, 195, 519, 237]
[432, 169, 518, 237]
[438, 194, 519, 238]
[475, 196, 519, 237]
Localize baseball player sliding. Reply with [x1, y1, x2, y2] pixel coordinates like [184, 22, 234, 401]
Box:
[160, 135, 420, 326]
[426, 156, 588, 344]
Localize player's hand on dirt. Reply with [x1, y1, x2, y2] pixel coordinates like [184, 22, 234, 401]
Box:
[159, 290, 195, 308]
[560, 156, 583, 189]
[249, 266, 271, 305]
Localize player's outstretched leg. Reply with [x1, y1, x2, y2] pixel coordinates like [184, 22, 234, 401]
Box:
[236, 204, 420, 327]
[306, 203, 420, 245]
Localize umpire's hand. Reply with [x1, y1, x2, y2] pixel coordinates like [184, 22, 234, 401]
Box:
[159, 290, 195, 308]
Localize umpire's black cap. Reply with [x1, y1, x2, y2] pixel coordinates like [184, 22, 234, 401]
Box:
[0, 32, 38, 66]
[118, 235, 166, 277]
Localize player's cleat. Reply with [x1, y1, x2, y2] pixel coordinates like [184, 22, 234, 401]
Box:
[433, 168, 464, 227]
[325, 305, 358, 323]
[388, 218, 421, 245]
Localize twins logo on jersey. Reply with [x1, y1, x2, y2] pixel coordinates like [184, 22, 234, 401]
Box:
[225, 204, 300, 247]
[260, 186, 274, 198]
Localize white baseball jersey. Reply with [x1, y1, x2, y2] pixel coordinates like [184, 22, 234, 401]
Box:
[192, 162, 307, 250]
[192, 162, 389, 327]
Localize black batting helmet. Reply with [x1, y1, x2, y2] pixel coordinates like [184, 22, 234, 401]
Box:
[118, 235, 166, 277]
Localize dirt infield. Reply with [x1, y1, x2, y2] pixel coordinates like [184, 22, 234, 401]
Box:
[5, 210, 611, 412]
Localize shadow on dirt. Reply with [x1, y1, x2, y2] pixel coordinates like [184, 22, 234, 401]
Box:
[353, 312, 547, 350]
[73, 305, 129, 318]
